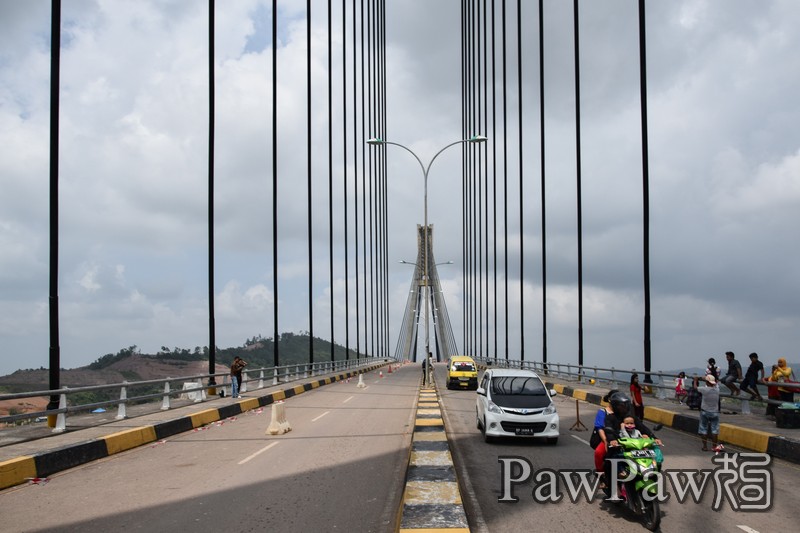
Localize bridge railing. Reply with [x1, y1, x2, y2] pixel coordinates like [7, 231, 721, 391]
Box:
[473, 357, 799, 410]
[0, 357, 384, 432]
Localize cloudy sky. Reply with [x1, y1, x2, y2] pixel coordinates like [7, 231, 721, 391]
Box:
[1, 0, 798, 377]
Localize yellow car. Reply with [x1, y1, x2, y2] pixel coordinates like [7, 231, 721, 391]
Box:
[447, 356, 479, 390]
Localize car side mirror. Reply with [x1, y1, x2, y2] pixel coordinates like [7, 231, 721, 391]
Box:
[477, 387, 486, 396]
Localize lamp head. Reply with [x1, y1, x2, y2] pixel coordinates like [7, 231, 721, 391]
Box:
[366, 137, 384, 145]
[468, 134, 488, 143]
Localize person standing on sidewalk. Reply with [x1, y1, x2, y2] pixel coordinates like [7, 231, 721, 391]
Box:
[675, 371, 689, 404]
[230, 356, 247, 398]
[630, 373, 644, 420]
[705, 357, 721, 382]
[695, 374, 723, 452]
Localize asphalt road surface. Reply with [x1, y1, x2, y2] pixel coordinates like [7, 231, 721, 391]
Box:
[0, 366, 419, 533]
[435, 364, 800, 533]
[3, 363, 798, 533]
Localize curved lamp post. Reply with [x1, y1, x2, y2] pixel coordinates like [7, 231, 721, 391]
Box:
[368, 135, 487, 385]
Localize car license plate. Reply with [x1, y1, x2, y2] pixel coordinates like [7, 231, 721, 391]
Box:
[515, 427, 536, 436]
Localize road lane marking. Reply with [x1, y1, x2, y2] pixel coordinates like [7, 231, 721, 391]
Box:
[312, 411, 330, 422]
[571, 434, 591, 446]
[238, 441, 279, 465]
[343, 395, 355, 403]
[737, 526, 760, 533]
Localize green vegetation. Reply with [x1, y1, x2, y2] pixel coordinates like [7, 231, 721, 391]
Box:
[119, 370, 142, 382]
[0, 333, 365, 408]
[89, 346, 141, 370]
[83, 332, 362, 371]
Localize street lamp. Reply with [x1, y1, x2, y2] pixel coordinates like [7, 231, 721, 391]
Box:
[369, 135, 487, 386]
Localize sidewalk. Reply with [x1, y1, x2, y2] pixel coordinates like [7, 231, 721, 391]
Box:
[0, 361, 390, 490]
[541, 374, 800, 464]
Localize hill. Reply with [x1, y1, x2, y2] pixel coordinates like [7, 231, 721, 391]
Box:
[0, 332, 361, 394]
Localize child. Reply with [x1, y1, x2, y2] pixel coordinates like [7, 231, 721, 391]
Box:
[619, 416, 643, 439]
[675, 371, 688, 404]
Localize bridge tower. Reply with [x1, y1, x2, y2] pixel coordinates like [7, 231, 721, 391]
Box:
[394, 225, 459, 362]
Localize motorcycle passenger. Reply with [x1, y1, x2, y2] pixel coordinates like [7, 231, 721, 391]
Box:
[619, 416, 643, 439]
[602, 392, 663, 491]
[593, 389, 619, 487]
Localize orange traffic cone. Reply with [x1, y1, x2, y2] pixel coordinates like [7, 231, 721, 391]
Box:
[379, 371, 384, 378]
[388, 365, 393, 373]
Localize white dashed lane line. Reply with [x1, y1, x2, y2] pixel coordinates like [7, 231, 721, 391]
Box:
[312, 411, 330, 422]
[238, 441, 279, 465]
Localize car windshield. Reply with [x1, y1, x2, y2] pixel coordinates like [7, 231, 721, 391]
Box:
[452, 362, 476, 372]
[491, 376, 547, 396]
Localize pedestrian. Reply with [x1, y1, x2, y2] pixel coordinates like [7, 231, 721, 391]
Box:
[674, 371, 688, 404]
[421, 357, 427, 385]
[230, 356, 247, 398]
[772, 357, 796, 403]
[685, 377, 702, 410]
[740, 353, 765, 401]
[721, 351, 743, 396]
[695, 374, 723, 452]
[705, 357, 721, 382]
[630, 373, 644, 420]
[765, 364, 781, 420]
[705, 357, 722, 410]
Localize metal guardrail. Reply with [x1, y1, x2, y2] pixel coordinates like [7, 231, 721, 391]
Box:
[0, 357, 387, 431]
[473, 357, 799, 408]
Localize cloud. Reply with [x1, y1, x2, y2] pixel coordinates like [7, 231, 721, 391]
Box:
[1, 1, 799, 376]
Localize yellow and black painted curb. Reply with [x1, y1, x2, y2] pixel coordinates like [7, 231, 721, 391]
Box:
[0, 363, 388, 491]
[547, 381, 800, 464]
[397, 385, 470, 532]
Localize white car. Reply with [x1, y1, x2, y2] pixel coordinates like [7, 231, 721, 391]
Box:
[476, 368, 559, 444]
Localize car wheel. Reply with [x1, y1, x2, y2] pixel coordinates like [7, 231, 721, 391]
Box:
[482, 418, 493, 443]
[476, 410, 482, 430]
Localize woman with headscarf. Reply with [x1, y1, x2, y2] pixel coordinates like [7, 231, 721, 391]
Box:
[765, 364, 782, 420]
[772, 358, 796, 403]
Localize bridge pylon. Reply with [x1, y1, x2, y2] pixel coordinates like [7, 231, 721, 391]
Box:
[394, 224, 459, 363]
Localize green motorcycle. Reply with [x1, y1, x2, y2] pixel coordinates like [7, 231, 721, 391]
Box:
[604, 434, 663, 531]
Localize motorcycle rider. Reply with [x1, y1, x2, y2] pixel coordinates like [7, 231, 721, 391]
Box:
[602, 392, 663, 494]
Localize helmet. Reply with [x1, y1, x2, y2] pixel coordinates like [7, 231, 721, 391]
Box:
[608, 392, 632, 418]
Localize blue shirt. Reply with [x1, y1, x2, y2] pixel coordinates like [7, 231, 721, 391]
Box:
[594, 409, 607, 430]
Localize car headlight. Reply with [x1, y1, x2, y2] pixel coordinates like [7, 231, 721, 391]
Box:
[487, 400, 503, 414]
[543, 403, 556, 415]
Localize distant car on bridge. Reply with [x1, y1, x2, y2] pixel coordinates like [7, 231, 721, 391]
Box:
[476, 368, 559, 444]
[446, 355, 479, 390]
